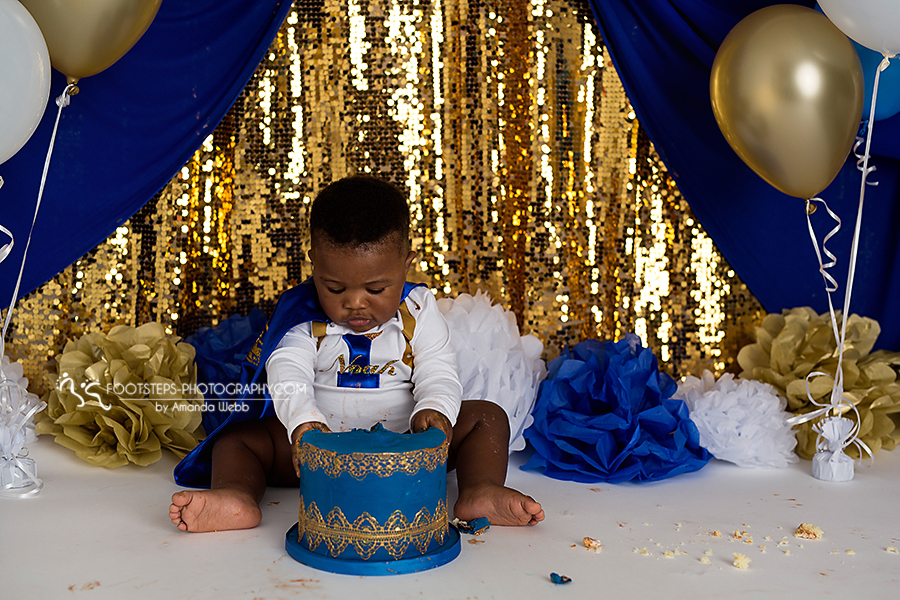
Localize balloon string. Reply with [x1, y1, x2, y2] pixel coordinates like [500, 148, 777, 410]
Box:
[835, 57, 887, 393]
[0, 84, 75, 360]
[803, 198, 842, 346]
[801, 55, 891, 466]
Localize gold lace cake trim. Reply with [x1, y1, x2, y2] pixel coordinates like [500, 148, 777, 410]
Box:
[297, 441, 448, 480]
[298, 497, 448, 560]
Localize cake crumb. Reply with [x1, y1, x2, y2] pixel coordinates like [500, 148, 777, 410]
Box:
[663, 550, 675, 558]
[777, 540, 789, 547]
[759, 546, 766, 553]
[732, 553, 751, 569]
[784, 549, 791, 556]
[710, 530, 722, 538]
[699, 556, 711, 564]
[886, 547, 899, 554]
[704, 549, 713, 556]
[793, 523, 824, 540]
[764, 536, 772, 541]
[583, 537, 603, 553]
[845, 550, 855, 556]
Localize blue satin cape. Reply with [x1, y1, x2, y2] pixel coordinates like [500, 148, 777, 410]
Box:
[173, 279, 421, 488]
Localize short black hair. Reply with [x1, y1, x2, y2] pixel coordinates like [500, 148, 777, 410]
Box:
[309, 175, 410, 252]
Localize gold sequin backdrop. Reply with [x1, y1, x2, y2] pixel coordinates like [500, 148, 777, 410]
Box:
[9, 0, 763, 396]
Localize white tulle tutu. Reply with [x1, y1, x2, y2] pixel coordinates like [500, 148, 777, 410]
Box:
[437, 291, 546, 452]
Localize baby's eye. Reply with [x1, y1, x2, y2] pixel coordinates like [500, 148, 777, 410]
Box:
[326, 287, 345, 294]
[367, 288, 386, 295]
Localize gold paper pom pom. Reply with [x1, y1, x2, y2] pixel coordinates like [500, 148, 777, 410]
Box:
[737, 308, 900, 459]
[35, 323, 205, 468]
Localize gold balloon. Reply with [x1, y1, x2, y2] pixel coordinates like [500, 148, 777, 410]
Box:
[19, 0, 162, 87]
[710, 5, 864, 199]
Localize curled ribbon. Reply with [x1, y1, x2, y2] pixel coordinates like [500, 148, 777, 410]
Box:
[853, 134, 878, 186]
[0, 83, 74, 497]
[0, 381, 46, 497]
[796, 55, 892, 478]
[803, 198, 842, 345]
[784, 371, 873, 468]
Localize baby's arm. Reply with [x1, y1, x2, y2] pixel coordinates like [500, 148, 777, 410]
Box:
[406, 289, 463, 435]
[266, 322, 330, 440]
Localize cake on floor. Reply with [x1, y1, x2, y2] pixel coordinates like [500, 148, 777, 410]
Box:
[285, 424, 460, 575]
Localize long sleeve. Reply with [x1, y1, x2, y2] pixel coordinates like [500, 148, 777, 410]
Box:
[405, 288, 463, 428]
[265, 322, 329, 442]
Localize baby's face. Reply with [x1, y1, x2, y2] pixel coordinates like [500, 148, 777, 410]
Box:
[310, 238, 414, 333]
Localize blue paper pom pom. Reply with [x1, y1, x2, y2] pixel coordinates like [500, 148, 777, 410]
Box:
[522, 334, 711, 483]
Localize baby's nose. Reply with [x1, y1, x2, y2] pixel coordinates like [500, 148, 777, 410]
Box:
[344, 292, 368, 308]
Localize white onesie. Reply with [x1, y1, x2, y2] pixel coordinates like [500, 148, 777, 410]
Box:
[266, 286, 463, 440]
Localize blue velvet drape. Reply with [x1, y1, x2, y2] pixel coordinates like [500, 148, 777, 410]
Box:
[3, 0, 899, 350]
[0, 0, 293, 307]
[587, 0, 900, 349]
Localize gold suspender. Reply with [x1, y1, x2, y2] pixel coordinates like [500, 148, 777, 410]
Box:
[398, 301, 416, 368]
[310, 301, 417, 362]
[311, 321, 328, 350]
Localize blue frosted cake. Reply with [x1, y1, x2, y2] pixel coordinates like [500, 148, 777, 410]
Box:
[285, 424, 460, 575]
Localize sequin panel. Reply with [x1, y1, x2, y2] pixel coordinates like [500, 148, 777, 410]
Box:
[7, 0, 763, 397]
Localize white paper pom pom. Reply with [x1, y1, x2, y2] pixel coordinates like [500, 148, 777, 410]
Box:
[673, 371, 797, 468]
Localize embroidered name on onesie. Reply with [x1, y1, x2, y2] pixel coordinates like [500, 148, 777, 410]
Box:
[330, 331, 398, 388]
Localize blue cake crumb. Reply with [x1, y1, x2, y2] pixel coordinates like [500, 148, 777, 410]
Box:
[451, 517, 490, 535]
[550, 573, 572, 584]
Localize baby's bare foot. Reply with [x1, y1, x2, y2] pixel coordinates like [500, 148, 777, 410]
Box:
[169, 489, 262, 533]
[454, 481, 545, 526]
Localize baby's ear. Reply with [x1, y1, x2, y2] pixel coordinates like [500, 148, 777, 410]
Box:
[405, 250, 415, 270]
[307, 248, 315, 263]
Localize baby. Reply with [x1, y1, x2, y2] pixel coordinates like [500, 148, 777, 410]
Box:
[170, 175, 544, 532]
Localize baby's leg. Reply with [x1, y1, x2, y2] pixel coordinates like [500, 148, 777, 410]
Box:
[170, 416, 297, 532]
[450, 400, 544, 526]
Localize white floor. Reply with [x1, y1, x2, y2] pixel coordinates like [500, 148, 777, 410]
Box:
[3, 436, 899, 599]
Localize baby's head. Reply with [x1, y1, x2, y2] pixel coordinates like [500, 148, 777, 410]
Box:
[309, 175, 415, 332]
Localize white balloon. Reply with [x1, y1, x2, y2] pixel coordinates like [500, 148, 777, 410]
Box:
[0, 0, 51, 166]
[819, 0, 900, 56]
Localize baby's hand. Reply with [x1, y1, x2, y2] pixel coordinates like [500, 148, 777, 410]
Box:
[411, 409, 452, 445]
[291, 421, 330, 478]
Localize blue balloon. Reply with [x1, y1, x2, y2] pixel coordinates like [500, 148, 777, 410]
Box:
[855, 42, 900, 122]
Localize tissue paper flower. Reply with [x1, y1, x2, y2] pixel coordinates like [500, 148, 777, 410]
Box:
[36, 323, 205, 468]
[437, 291, 546, 452]
[185, 309, 267, 434]
[737, 307, 900, 459]
[674, 371, 797, 468]
[522, 334, 711, 483]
